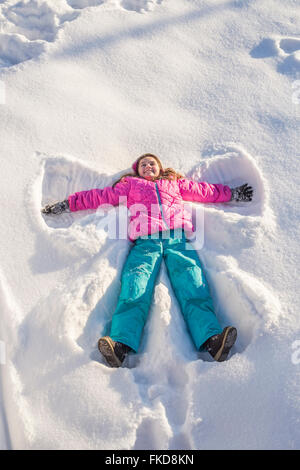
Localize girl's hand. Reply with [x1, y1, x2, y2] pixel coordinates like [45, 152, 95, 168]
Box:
[230, 183, 253, 202]
[41, 200, 70, 215]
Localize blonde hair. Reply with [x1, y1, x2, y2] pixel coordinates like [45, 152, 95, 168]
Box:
[112, 153, 184, 187]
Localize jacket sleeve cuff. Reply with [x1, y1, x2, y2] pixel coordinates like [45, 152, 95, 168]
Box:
[68, 195, 77, 212]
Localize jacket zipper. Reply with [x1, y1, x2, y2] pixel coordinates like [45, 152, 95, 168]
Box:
[155, 182, 169, 229]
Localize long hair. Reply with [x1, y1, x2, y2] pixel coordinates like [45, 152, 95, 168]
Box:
[112, 153, 184, 187]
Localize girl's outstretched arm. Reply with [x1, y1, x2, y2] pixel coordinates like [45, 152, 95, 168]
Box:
[178, 178, 232, 204]
[68, 178, 131, 212]
[41, 178, 131, 215]
[178, 179, 253, 204]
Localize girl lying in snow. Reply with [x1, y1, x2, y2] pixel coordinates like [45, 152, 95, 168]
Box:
[42, 154, 253, 367]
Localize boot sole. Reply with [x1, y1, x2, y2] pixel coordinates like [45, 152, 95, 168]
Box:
[213, 327, 237, 362]
[98, 336, 122, 368]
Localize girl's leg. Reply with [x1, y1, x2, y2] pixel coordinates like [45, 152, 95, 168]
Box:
[109, 237, 163, 352]
[163, 235, 222, 350]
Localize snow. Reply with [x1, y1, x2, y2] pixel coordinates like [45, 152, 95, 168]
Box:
[0, 0, 300, 450]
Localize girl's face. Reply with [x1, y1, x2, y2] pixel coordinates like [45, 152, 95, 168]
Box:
[138, 157, 161, 180]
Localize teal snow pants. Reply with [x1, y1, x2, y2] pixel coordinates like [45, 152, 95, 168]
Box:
[109, 229, 222, 352]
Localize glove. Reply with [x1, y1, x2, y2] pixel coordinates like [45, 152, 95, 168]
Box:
[230, 183, 253, 202]
[41, 199, 70, 215]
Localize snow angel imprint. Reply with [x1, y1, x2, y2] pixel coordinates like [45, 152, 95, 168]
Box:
[42, 153, 253, 367]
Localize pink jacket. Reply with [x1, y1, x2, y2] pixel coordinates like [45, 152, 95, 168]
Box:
[68, 177, 231, 240]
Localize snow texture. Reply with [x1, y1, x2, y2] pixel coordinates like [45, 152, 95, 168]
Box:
[0, 0, 300, 450]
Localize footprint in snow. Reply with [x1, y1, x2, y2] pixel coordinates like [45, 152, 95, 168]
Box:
[0, 0, 163, 69]
[66, 0, 104, 9]
[0, 33, 44, 68]
[0, 0, 75, 67]
[2, 0, 61, 42]
[119, 0, 163, 13]
[251, 36, 300, 75]
[0, 0, 103, 68]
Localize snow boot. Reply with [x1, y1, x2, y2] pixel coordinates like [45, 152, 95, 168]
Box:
[204, 326, 237, 362]
[98, 336, 131, 368]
